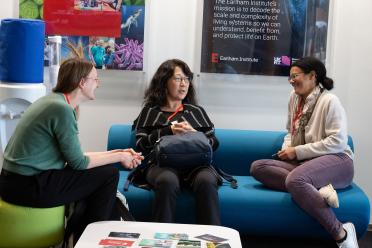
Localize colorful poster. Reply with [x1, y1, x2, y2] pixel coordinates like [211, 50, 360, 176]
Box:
[42, 0, 145, 71]
[201, 0, 330, 76]
[61, 36, 90, 62]
[74, 0, 123, 11]
[123, 0, 144, 5]
[89, 37, 115, 69]
[19, 0, 44, 19]
[113, 5, 145, 70]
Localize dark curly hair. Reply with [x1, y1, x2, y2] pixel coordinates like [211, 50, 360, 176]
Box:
[143, 59, 196, 107]
[291, 57, 334, 90]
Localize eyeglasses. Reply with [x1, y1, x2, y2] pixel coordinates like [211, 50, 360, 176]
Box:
[173, 76, 190, 83]
[86, 77, 100, 83]
[288, 72, 304, 81]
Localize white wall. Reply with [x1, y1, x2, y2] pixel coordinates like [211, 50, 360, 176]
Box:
[0, 0, 18, 19]
[331, 0, 372, 223]
[1, 0, 371, 223]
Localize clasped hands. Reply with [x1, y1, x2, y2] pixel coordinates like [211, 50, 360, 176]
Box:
[171, 121, 196, 134]
[120, 148, 144, 169]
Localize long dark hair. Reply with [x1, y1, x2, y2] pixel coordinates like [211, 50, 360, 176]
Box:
[53, 58, 93, 93]
[291, 57, 334, 90]
[143, 59, 196, 107]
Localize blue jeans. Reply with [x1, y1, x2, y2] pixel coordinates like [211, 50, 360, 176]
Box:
[250, 153, 354, 239]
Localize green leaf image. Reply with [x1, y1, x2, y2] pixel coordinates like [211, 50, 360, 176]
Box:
[20, 0, 40, 19]
[39, 5, 43, 19]
[34, 0, 44, 6]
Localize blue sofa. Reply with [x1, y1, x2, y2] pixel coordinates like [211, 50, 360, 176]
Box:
[107, 124, 370, 239]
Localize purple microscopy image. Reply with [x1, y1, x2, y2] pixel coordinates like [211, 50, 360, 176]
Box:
[113, 38, 143, 70]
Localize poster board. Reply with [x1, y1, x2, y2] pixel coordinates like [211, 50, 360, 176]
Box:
[201, 0, 330, 76]
[20, 0, 145, 71]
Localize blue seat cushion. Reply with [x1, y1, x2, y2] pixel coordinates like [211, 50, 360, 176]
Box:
[118, 171, 370, 239]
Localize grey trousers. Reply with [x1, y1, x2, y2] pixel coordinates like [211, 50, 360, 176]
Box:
[250, 153, 354, 239]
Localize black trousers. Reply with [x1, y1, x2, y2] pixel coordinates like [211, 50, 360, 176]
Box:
[146, 165, 221, 225]
[0, 165, 119, 242]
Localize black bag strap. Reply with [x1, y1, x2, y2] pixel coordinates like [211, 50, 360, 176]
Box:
[125, 149, 237, 190]
[126, 166, 237, 190]
[215, 167, 238, 189]
[124, 150, 155, 191]
[210, 160, 237, 189]
[124, 166, 140, 191]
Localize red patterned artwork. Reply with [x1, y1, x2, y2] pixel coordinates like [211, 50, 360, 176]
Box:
[44, 0, 121, 37]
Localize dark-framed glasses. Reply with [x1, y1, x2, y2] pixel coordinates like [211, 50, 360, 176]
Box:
[173, 76, 190, 83]
[288, 72, 304, 81]
[86, 77, 100, 83]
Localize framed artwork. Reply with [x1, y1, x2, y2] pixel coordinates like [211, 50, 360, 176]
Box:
[201, 0, 330, 76]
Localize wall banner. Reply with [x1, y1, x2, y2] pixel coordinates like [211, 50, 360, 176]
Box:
[201, 0, 330, 76]
[38, 0, 145, 71]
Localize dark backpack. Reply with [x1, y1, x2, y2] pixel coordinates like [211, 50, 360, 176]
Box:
[124, 132, 237, 191]
[155, 131, 213, 171]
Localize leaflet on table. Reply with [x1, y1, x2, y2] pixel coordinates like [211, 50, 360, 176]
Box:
[109, 231, 140, 239]
[154, 232, 189, 240]
[98, 231, 231, 248]
[139, 239, 173, 247]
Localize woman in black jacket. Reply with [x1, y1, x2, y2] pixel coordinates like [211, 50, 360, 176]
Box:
[133, 59, 221, 225]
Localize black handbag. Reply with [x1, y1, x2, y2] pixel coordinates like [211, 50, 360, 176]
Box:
[154, 131, 213, 171]
[124, 131, 237, 191]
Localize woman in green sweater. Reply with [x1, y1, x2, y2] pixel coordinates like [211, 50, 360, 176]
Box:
[0, 58, 143, 242]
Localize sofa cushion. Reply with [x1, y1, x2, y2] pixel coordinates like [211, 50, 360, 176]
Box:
[214, 129, 285, 175]
[118, 171, 369, 239]
[109, 124, 368, 239]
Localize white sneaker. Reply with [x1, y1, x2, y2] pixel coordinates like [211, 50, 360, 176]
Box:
[337, 222, 359, 248]
[319, 183, 339, 208]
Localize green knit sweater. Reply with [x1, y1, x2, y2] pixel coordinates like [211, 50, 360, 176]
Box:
[3, 93, 89, 175]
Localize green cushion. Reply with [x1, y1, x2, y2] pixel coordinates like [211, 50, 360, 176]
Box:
[0, 198, 65, 248]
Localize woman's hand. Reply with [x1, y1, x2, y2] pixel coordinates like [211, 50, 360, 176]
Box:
[171, 121, 196, 134]
[180, 121, 196, 132]
[120, 150, 144, 169]
[277, 147, 297, 161]
[171, 122, 185, 134]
